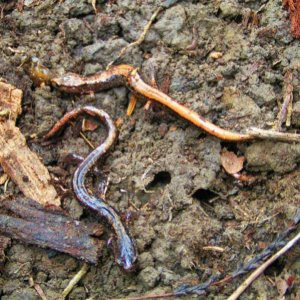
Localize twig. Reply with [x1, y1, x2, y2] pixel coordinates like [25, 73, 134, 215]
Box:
[227, 231, 300, 300]
[29, 277, 48, 300]
[60, 263, 89, 300]
[275, 70, 293, 130]
[186, 26, 198, 51]
[107, 7, 162, 68]
[80, 131, 95, 149]
[34, 283, 48, 300]
[246, 127, 300, 143]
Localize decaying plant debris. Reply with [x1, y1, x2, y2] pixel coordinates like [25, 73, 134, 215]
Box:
[0, 198, 105, 263]
[0, 81, 59, 206]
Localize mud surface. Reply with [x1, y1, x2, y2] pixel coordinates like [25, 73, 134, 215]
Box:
[0, 0, 299, 299]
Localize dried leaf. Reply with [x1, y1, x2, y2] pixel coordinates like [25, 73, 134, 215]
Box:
[209, 51, 223, 59]
[220, 149, 245, 174]
[115, 117, 124, 128]
[286, 275, 295, 286]
[91, 0, 97, 13]
[82, 119, 99, 132]
[0, 173, 8, 185]
[276, 277, 289, 297]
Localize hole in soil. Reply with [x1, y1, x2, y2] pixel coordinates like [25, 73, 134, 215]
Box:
[192, 188, 218, 203]
[264, 259, 286, 276]
[146, 171, 171, 189]
[220, 142, 239, 152]
[234, 14, 243, 24]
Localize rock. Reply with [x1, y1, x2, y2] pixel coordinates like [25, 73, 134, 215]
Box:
[36, 272, 47, 282]
[159, 267, 180, 285]
[81, 38, 143, 66]
[2, 280, 23, 295]
[214, 203, 235, 220]
[4, 288, 39, 300]
[33, 87, 63, 136]
[247, 83, 277, 106]
[219, 0, 241, 18]
[260, 0, 293, 44]
[151, 239, 171, 263]
[139, 252, 154, 269]
[138, 266, 160, 288]
[44, 290, 62, 300]
[61, 19, 93, 47]
[218, 61, 239, 77]
[134, 217, 156, 251]
[94, 14, 120, 40]
[60, 0, 93, 17]
[222, 86, 261, 117]
[245, 141, 300, 173]
[263, 71, 280, 84]
[283, 46, 300, 67]
[68, 287, 86, 300]
[223, 227, 243, 243]
[154, 5, 190, 49]
[63, 198, 84, 219]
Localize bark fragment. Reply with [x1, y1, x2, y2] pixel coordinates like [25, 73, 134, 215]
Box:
[0, 198, 104, 263]
[0, 81, 60, 206]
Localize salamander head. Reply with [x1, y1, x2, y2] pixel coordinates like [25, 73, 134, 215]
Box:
[108, 235, 137, 272]
[23, 56, 53, 86]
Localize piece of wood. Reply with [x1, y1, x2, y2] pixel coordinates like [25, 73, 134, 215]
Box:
[0, 198, 104, 263]
[0, 81, 22, 122]
[0, 121, 60, 206]
[0, 81, 60, 206]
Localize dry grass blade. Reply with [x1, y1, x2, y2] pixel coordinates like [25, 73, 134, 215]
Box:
[276, 70, 293, 130]
[227, 231, 300, 300]
[60, 263, 89, 300]
[107, 7, 163, 68]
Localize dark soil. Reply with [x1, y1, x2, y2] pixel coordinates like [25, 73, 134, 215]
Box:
[0, 0, 299, 299]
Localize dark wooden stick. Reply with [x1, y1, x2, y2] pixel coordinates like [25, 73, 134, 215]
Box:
[0, 198, 104, 263]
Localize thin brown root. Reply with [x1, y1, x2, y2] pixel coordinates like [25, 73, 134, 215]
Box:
[275, 70, 293, 130]
[29, 277, 48, 300]
[227, 231, 300, 300]
[80, 131, 95, 149]
[107, 7, 163, 68]
[59, 263, 89, 300]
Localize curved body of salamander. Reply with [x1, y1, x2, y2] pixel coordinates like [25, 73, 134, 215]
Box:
[51, 65, 134, 94]
[27, 58, 253, 142]
[127, 70, 253, 142]
[44, 106, 137, 271]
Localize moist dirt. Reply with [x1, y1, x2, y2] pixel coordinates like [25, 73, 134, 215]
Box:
[0, 0, 299, 299]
